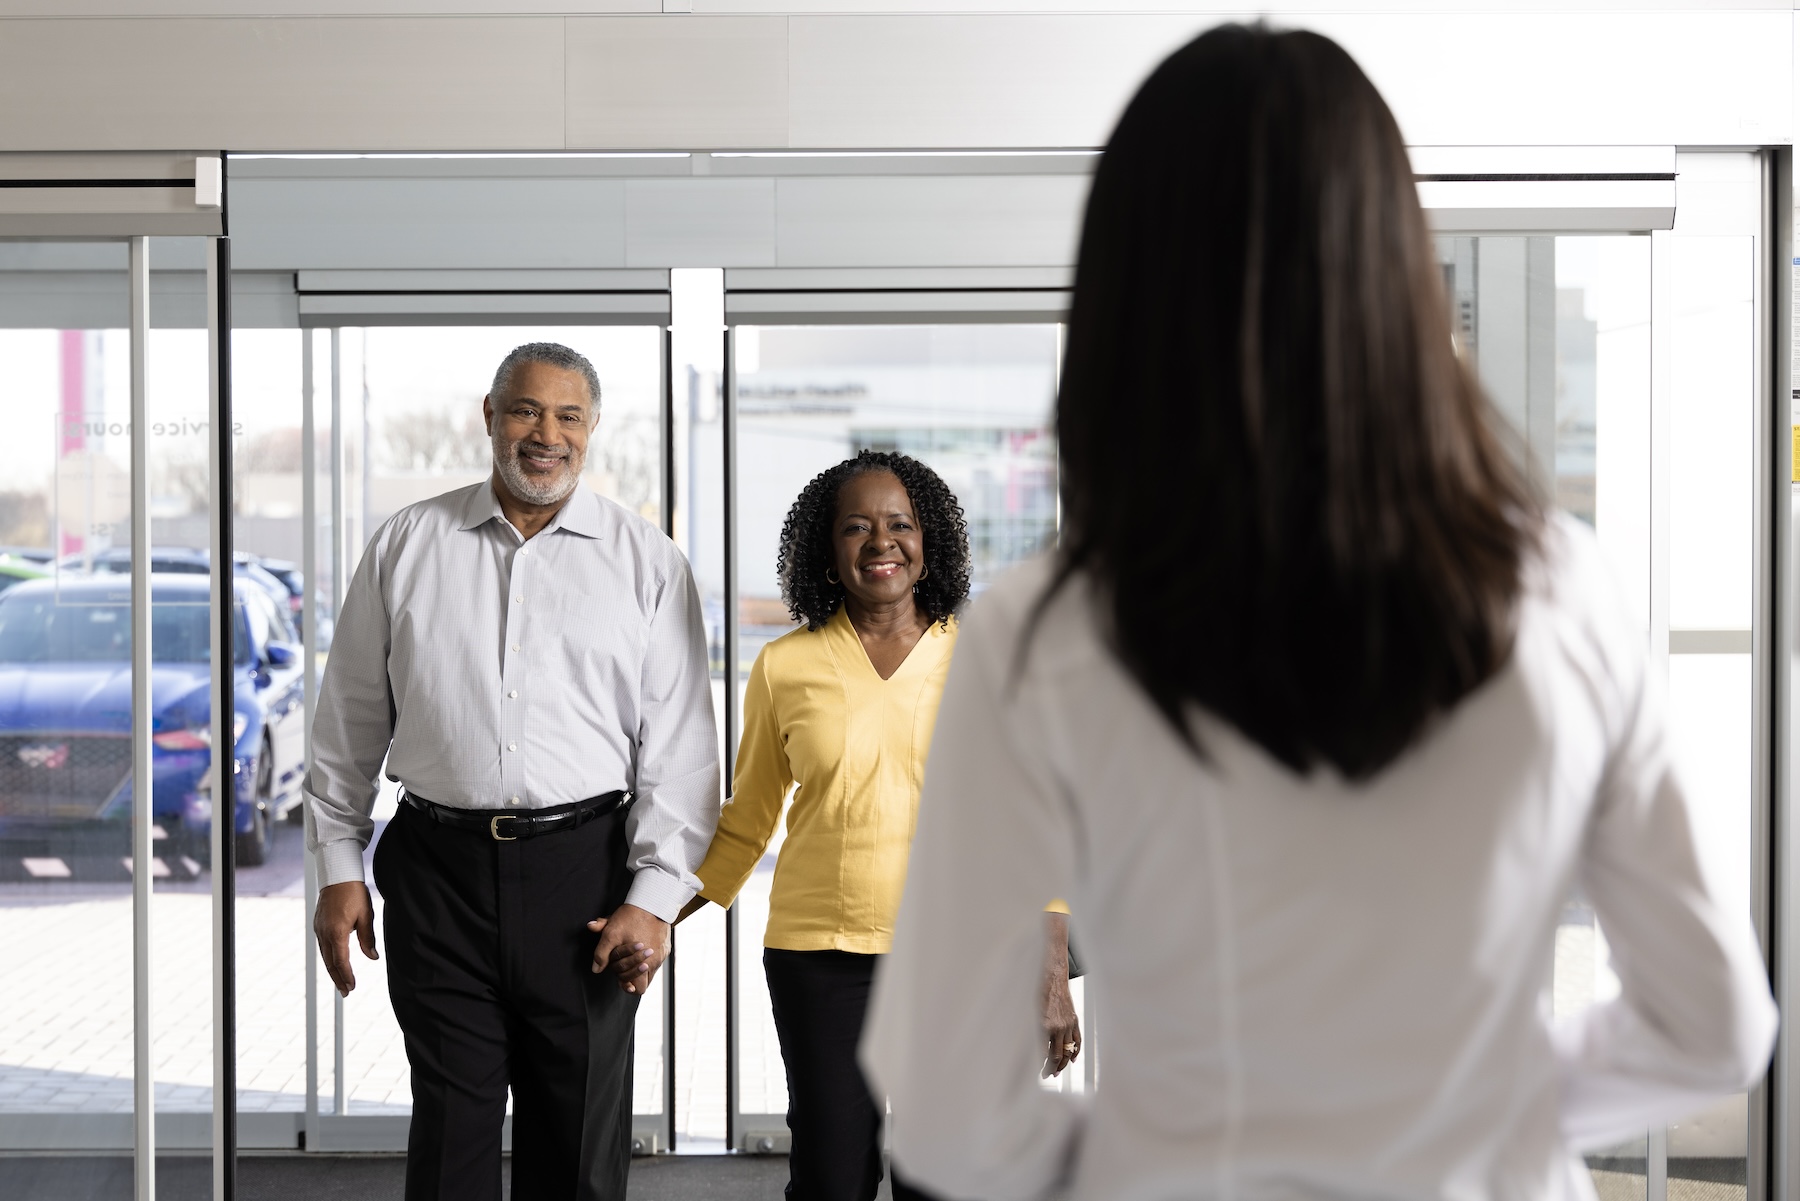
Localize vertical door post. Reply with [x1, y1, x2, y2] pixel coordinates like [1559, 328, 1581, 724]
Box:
[723, 324, 741, 1152]
[301, 328, 322, 1149]
[660, 323, 678, 1153]
[1762, 144, 1795, 1201]
[329, 328, 347, 1117]
[128, 233, 155, 1201]
[207, 233, 238, 1200]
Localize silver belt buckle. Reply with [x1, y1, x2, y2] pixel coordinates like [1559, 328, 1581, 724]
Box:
[490, 814, 519, 842]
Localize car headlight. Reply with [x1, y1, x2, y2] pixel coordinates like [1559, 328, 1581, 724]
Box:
[152, 712, 249, 750]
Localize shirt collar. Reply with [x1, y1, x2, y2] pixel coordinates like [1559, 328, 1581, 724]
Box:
[457, 479, 606, 540]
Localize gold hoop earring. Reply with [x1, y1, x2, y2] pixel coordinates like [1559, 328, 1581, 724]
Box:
[826, 568, 840, 585]
[918, 565, 929, 580]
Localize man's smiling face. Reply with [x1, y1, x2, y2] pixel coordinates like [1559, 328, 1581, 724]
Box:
[482, 361, 595, 508]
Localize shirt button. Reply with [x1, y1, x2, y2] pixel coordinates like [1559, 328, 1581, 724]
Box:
[508, 690, 518, 699]
[521, 547, 531, 556]
[514, 595, 524, 603]
[507, 742, 517, 752]
[511, 644, 521, 652]
[508, 796, 520, 806]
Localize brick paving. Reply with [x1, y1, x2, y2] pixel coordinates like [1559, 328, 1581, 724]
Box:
[0, 819, 778, 1143]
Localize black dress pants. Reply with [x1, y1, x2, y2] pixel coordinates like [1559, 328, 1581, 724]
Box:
[373, 800, 639, 1201]
[764, 949, 938, 1201]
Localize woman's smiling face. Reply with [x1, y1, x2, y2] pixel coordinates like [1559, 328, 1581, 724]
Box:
[831, 469, 926, 611]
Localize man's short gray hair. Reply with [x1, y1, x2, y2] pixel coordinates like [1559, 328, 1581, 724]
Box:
[490, 342, 602, 418]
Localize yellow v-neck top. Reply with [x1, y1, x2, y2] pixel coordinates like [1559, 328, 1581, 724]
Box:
[697, 606, 958, 953]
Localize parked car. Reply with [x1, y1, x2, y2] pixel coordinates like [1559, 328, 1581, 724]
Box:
[244, 555, 334, 650]
[0, 546, 53, 566]
[0, 574, 307, 867]
[0, 555, 48, 596]
[63, 545, 294, 618]
[254, 557, 303, 612]
[66, 546, 333, 652]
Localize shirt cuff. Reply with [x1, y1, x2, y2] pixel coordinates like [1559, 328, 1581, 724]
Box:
[625, 868, 696, 925]
[318, 839, 368, 889]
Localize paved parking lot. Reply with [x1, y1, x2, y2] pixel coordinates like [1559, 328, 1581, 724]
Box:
[0, 821, 1603, 1141]
[0, 814, 778, 1143]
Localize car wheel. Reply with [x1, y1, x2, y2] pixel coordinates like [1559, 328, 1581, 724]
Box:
[235, 743, 274, 868]
[236, 807, 269, 868]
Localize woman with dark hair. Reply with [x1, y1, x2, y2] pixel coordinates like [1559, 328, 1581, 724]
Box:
[678, 449, 1079, 1201]
[862, 24, 1774, 1201]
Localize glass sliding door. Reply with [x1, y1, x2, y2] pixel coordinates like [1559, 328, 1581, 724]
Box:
[1656, 151, 1764, 1201]
[721, 321, 1064, 1150]
[288, 322, 673, 1152]
[0, 264, 141, 1198]
[1440, 230, 1658, 1200]
[0, 148, 229, 1200]
[668, 268, 730, 1150]
[1438, 151, 1770, 1201]
[0, 247, 240, 1164]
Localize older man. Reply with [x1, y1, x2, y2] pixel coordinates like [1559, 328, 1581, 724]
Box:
[305, 342, 719, 1201]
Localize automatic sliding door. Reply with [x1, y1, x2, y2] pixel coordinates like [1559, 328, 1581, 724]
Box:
[0, 265, 141, 1193]
[1441, 152, 1767, 1201]
[0, 242, 233, 1179]
[1441, 230, 1659, 1200]
[722, 322, 1064, 1150]
[1657, 152, 1764, 1201]
[296, 323, 672, 1150]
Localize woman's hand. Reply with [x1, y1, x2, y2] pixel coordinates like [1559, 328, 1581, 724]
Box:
[1041, 912, 1082, 1078]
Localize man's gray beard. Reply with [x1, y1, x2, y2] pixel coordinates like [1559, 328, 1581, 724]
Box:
[492, 430, 585, 506]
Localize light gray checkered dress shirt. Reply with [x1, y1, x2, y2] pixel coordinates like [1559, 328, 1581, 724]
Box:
[303, 480, 720, 923]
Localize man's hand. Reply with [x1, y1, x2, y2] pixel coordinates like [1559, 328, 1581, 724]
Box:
[1041, 913, 1081, 1078]
[314, 880, 378, 997]
[587, 903, 671, 996]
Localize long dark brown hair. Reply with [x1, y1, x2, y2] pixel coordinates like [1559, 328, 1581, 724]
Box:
[1049, 24, 1539, 780]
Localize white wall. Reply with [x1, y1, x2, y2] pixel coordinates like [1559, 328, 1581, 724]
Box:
[0, 7, 1786, 152]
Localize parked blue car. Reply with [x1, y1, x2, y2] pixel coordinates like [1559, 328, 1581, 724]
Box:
[0, 574, 306, 867]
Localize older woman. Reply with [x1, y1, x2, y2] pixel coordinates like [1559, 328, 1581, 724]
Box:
[680, 449, 1077, 1201]
[862, 23, 1775, 1201]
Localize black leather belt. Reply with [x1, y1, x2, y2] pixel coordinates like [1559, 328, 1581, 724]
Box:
[400, 789, 631, 842]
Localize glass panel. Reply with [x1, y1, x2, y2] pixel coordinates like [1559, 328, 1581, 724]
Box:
[727, 322, 1060, 1142]
[296, 326, 668, 1133]
[0, 254, 236, 1178]
[1442, 233, 1657, 1200]
[220, 325, 312, 1130]
[672, 268, 729, 1148]
[0, 314, 136, 1189]
[1659, 149, 1762, 1201]
[1667, 655, 1753, 1200]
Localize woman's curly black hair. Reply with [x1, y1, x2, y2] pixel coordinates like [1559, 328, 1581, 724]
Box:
[777, 449, 972, 630]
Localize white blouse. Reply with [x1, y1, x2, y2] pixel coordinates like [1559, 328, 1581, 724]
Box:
[862, 516, 1776, 1201]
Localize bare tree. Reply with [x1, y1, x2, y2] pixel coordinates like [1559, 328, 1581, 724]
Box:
[380, 405, 489, 473]
[0, 491, 49, 547]
[160, 426, 307, 516]
[590, 413, 659, 515]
